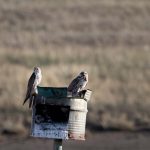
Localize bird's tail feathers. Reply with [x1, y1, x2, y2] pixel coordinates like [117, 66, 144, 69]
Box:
[23, 98, 28, 105]
[29, 96, 34, 108]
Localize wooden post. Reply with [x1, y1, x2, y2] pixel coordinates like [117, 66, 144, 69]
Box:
[53, 139, 63, 150]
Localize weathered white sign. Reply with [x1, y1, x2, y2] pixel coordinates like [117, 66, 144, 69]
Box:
[32, 123, 68, 139]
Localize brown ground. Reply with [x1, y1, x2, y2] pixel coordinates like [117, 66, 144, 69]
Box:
[1, 132, 150, 150]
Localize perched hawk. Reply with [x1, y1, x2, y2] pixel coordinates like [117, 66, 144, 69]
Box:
[23, 67, 42, 108]
[68, 71, 88, 96]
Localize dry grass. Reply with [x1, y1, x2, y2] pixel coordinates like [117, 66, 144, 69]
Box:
[0, 0, 150, 135]
[0, 0, 150, 49]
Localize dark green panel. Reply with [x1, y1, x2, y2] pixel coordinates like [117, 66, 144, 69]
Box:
[37, 86, 68, 98]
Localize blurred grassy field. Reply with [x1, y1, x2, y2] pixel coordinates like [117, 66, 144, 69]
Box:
[0, 0, 150, 137]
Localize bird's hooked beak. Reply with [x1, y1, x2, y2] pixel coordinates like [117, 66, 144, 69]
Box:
[80, 72, 88, 81]
[84, 75, 88, 81]
[34, 67, 41, 74]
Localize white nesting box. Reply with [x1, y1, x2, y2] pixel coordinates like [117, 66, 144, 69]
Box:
[31, 87, 92, 140]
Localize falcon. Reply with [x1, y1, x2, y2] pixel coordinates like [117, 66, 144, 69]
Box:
[68, 71, 88, 96]
[23, 67, 42, 108]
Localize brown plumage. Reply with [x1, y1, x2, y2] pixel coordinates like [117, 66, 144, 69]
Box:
[23, 67, 42, 108]
[68, 71, 88, 96]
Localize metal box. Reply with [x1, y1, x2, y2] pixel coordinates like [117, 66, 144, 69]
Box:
[31, 87, 92, 140]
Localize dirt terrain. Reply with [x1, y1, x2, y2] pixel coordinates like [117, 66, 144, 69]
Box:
[1, 132, 150, 150]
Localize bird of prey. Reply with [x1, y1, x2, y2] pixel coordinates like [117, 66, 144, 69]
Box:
[68, 71, 88, 96]
[23, 67, 42, 108]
